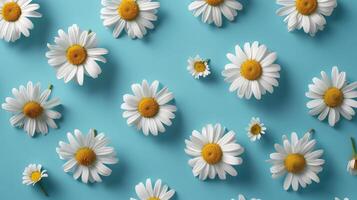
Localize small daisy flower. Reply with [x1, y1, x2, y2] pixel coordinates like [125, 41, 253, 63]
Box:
[185, 123, 244, 180]
[188, 0, 243, 27]
[347, 137, 357, 175]
[222, 41, 281, 100]
[187, 55, 211, 79]
[0, 0, 42, 42]
[22, 164, 48, 196]
[306, 66, 357, 127]
[56, 129, 119, 184]
[100, 0, 160, 39]
[1, 82, 61, 137]
[121, 80, 177, 136]
[130, 178, 175, 200]
[231, 194, 261, 200]
[335, 198, 349, 200]
[46, 24, 108, 85]
[246, 117, 266, 141]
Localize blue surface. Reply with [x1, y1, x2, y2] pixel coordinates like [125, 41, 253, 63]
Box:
[0, 0, 356, 199]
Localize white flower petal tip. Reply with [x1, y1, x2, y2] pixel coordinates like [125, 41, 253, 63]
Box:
[222, 41, 281, 100]
[56, 129, 119, 184]
[121, 80, 177, 136]
[131, 178, 175, 200]
[184, 123, 244, 181]
[306, 66, 357, 127]
[101, 0, 160, 39]
[22, 164, 49, 196]
[246, 117, 266, 142]
[187, 55, 211, 79]
[188, 0, 243, 27]
[46, 24, 108, 85]
[232, 194, 261, 200]
[335, 197, 350, 200]
[1, 81, 61, 137]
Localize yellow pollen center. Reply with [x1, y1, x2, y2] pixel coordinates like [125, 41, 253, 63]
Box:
[30, 171, 41, 182]
[66, 45, 87, 65]
[138, 97, 159, 118]
[250, 124, 262, 135]
[201, 143, 223, 165]
[23, 101, 43, 119]
[205, 0, 224, 6]
[118, 0, 140, 21]
[148, 198, 160, 200]
[284, 154, 306, 174]
[323, 87, 344, 108]
[193, 61, 206, 73]
[240, 59, 263, 80]
[295, 0, 318, 15]
[2, 2, 21, 22]
[75, 147, 96, 166]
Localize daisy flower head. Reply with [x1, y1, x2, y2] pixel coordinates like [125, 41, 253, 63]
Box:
[184, 123, 244, 180]
[276, 0, 337, 36]
[268, 130, 325, 191]
[306, 66, 357, 127]
[56, 129, 119, 184]
[335, 198, 349, 200]
[1, 82, 61, 137]
[22, 164, 48, 196]
[347, 137, 357, 175]
[0, 0, 42, 42]
[246, 117, 266, 141]
[222, 41, 281, 100]
[231, 194, 261, 200]
[121, 80, 177, 136]
[100, 0, 160, 39]
[188, 0, 243, 27]
[187, 55, 211, 79]
[130, 178, 175, 200]
[46, 24, 108, 86]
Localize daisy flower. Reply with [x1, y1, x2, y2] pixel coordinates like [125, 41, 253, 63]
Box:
[184, 123, 244, 180]
[187, 55, 211, 79]
[100, 0, 160, 39]
[306, 66, 357, 127]
[231, 194, 261, 200]
[130, 178, 175, 200]
[268, 130, 325, 191]
[0, 0, 42, 42]
[246, 117, 266, 141]
[22, 164, 48, 196]
[56, 129, 118, 184]
[347, 137, 357, 175]
[1, 82, 61, 137]
[46, 24, 108, 85]
[335, 198, 349, 200]
[188, 0, 243, 27]
[121, 80, 177, 136]
[276, 0, 337, 36]
[222, 41, 281, 100]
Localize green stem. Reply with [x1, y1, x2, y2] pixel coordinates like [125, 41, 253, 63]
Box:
[307, 128, 315, 135]
[48, 84, 53, 90]
[351, 137, 357, 155]
[38, 181, 48, 197]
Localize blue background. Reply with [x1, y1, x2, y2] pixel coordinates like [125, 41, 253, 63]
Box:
[0, 0, 356, 199]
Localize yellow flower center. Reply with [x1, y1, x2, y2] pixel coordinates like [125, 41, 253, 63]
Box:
[201, 143, 223, 165]
[2, 2, 21, 22]
[205, 0, 224, 6]
[118, 0, 140, 21]
[284, 154, 306, 174]
[240, 59, 262, 80]
[250, 124, 262, 135]
[323, 87, 344, 108]
[148, 198, 160, 200]
[138, 97, 159, 118]
[23, 101, 43, 119]
[295, 0, 318, 15]
[66, 45, 87, 65]
[30, 171, 42, 183]
[75, 147, 96, 166]
[193, 61, 206, 73]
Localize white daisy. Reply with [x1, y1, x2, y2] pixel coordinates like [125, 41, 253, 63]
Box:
[56, 129, 119, 184]
[246, 117, 266, 141]
[187, 55, 211, 79]
[222, 41, 281, 100]
[231, 194, 261, 200]
[1, 82, 61, 137]
[0, 0, 42, 42]
[22, 164, 48, 196]
[100, 0, 160, 39]
[306, 66, 357, 127]
[268, 130, 325, 191]
[188, 0, 243, 27]
[121, 80, 177, 136]
[347, 137, 357, 175]
[276, 0, 337, 36]
[184, 123, 244, 180]
[130, 178, 175, 200]
[335, 198, 349, 200]
[46, 24, 108, 85]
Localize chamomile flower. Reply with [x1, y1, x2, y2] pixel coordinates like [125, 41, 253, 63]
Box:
[276, 0, 337, 36]
[187, 55, 211, 79]
[0, 0, 42, 42]
[306, 66, 357, 127]
[335, 198, 349, 200]
[1, 82, 61, 137]
[100, 0, 160, 39]
[268, 130, 325, 191]
[184, 123, 244, 180]
[121, 80, 177, 136]
[46, 24, 108, 85]
[347, 137, 357, 175]
[222, 41, 281, 100]
[246, 117, 266, 141]
[188, 0, 243, 27]
[56, 129, 118, 184]
[22, 164, 48, 196]
[130, 178, 175, 200]
[231, 194, 261, 200]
